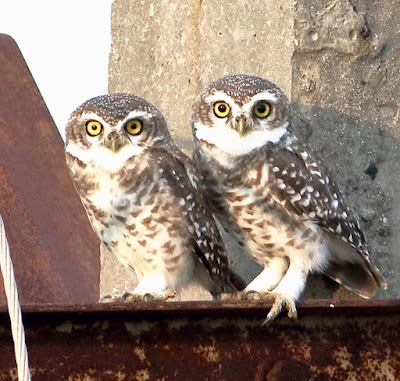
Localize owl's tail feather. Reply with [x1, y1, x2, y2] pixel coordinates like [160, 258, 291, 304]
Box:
[323, 233, 387, 298]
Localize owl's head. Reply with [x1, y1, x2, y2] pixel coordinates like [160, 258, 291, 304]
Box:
[192, 74, 290, 157]
[65, 94, 171, 167]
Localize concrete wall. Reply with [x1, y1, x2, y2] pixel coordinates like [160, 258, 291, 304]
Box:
[104, 0, 399, 300]
[109, 0, 294, 153]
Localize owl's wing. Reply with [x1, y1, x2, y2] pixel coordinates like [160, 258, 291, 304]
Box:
[264, 141, 386, 295]
[193, 146, 245, 237]
[152, 146, 233, 293]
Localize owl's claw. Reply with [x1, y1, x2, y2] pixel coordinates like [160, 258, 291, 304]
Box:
[142, 293, 155, 302]
[221, 290, 297, 324]
[241, 290, 298, 323]
[220, 290, 270, 301]
[99, 294, 112, 303]
[262, 293, 298, 326]
[99, 294, 123, 303]
[173, 290, 182, 301]
[122, 288, 179, 302]
[220, 291, 244, 300]
[242, 290, 266, 300]
[220, 290, 266, 300]
[122, 292, 142, 302]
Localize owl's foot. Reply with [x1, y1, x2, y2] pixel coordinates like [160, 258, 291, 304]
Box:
[220, 291, 244, 300]
[122, 289, 180, 302]
[221, 290, 297, 324]
[220, 290, 273, 301]
[242, 290, 272, 301]
[262, 292, 298, 326]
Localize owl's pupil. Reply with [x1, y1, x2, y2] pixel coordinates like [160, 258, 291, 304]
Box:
[257, 104, 266, 113]
[218, 104, 227, 113]
[92, 125, 98, 130]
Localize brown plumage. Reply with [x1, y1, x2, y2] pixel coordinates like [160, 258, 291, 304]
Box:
[191, 74, 386, 323]
[65, 93, 234, 301]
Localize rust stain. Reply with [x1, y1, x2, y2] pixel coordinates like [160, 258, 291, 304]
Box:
[193, 341, 220, 363]
[133, 347, 146, 362]
[0, 301, 399, 380]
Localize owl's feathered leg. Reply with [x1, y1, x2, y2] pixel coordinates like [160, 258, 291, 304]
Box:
[244, 257, 289, 293]
[230, 259, 307, 324]
[220, 257, 288, 300]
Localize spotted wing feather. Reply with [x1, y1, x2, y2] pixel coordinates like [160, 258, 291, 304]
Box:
[266, 141, 386, 294]
[152, 147, 232, 292]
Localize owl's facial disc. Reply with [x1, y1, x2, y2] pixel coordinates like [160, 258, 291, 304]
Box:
[193, 89, 288, 157]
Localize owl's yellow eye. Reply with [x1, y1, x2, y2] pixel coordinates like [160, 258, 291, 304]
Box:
[213, 101, 231, 118]
[86, 120, 103, 136]
[125, 119, 142, 135]
[253, 101, 271, 118]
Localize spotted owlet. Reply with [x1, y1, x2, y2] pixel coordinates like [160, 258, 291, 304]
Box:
[191, 74, 386, 323]
[65, 93, 235, 301]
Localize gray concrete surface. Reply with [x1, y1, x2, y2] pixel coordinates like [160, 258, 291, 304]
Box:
[109, 0, 294, 154]
[103, 0, 399, 300]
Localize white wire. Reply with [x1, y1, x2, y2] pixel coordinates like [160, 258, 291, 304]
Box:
[0, 214, 31, 381]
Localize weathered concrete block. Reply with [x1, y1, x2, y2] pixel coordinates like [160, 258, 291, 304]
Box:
[109, 0, 201, 153]
[198, 0, 293, 96]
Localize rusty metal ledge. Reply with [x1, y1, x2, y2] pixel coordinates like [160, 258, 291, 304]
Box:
[1, 298, 400, 317]
[1, 300, 400, 380]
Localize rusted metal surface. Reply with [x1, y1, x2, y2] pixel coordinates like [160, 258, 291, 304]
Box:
[0, 34, 99, 304]
[1, 300, 399, 380]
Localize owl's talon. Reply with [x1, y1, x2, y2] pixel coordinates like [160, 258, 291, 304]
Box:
[100, 294, 124, 303]
[161, 288, 179, 301]
[173, 290, 182, 301]
[99, 294, 113, 303]
[122, 289, 179, 302]
[243, 290, 260, 300]
[220, 291, 244, 301]
[142, 293, 155, 302]
[122, 292, 142, 302]
[243, 291, 274, 301]
[262, 293, 298, 325]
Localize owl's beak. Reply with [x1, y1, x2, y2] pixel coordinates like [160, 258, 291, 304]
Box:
[104, 131, 125, 153]
[110, 140, 123, 153]
[236, 118, 246, 137]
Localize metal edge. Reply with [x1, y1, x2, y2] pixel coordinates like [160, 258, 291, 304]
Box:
[0, 299, 399, 319]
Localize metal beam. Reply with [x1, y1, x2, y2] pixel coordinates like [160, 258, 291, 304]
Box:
[1, 300, 399, 380]
[0, 34, 99, 304]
